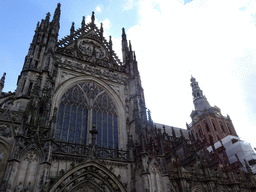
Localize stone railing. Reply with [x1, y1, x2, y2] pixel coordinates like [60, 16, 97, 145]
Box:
[52, 141, 131, 161]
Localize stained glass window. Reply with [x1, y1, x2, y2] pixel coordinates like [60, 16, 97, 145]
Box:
[55, 82, 118, 149]
[114, 114, 118, 148]
[96, 111, 102, 146]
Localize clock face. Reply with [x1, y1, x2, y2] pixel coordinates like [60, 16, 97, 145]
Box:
[215, 112, 221, 117]
[193, 115, 199, 122]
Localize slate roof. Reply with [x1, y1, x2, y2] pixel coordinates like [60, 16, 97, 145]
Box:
[153, 122, 191, 139]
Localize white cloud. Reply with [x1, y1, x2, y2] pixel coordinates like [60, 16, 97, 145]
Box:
[102, 18, 111, 30]
[125, 0, 256, 146]
[85, 15, 111, 30]
[123, 0, 136, 10]
[96, 6, 102, 13]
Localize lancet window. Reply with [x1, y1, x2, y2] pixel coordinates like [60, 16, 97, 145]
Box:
[219, 122, 226, 133]
[212, 120, 217, 131]
[55, 82, 118, 148]
[197, 125, 203, 138]
[204, 121, 210, 132]
[227, 123, 232, 134]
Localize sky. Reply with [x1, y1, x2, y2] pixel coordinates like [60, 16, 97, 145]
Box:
[1, 0, 256, 148]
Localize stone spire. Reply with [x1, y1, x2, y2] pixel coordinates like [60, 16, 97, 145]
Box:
[81, 16, 85, 33]
[100, 23, 104, 39]
[190, 76, 211, 111]
[122, 28, 128, 63]
[0, 72, 6, 95]
[70, 22, 75, 42]
[52, 3, 61, 25]
[91, 11, 95, 26]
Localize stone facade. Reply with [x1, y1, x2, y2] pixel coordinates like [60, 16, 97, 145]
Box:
[0, 3, 256, 192]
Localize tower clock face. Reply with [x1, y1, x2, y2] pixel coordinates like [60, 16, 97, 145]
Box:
[215, 112, 221, 117]
[193, 115, 199, 122]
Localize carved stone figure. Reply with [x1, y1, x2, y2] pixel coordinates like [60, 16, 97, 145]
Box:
[0, 124, 11, 138]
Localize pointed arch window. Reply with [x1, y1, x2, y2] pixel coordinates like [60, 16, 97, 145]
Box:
[227, 123, 232, 134]
[197, 125, 203, 138]
[219, 122, 226, 133]
[15, 150, 39, 190]
[212, 120, 217, 131]
[204, 121, 210, 132]
[55, 82, 118, 148]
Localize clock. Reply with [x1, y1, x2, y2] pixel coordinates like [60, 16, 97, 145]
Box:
[215, 112, 221, 117]
[193, 115, 199, 122]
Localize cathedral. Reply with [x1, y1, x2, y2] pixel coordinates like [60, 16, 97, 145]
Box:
[0, 3, 256, 192]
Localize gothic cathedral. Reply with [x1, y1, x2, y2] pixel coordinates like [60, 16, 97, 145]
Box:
[0, 4, 256, 192]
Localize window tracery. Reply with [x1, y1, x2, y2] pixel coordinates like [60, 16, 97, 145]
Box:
[15, 150, 39, 190]
[55, 82, 118, 148]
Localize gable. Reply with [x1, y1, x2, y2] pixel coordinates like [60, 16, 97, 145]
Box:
[56, 23, 124, 72]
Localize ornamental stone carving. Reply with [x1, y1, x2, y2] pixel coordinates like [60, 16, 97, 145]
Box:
[77, 39, 106, 59]
[0, 124, 11, 138]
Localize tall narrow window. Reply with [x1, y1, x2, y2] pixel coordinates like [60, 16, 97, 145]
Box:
[197, 125, 203, 138]
[55, 84, 88, 145]
[93, 87, 118, 149]
[21, 79, 26, 93]
[212, 120, 217, 131]
[204, 121, 210, 132]
[37, 46, 42, 59]
[219, 122, 226, 133]
[34, 60, 39, 68]
[27, 82, 33, 96]
[15, 150, 39, 190]
[28, 58, 33, 68]
[227, 123, 232, 134]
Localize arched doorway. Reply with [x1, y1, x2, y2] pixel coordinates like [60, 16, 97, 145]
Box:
[49, 160, 126, 192]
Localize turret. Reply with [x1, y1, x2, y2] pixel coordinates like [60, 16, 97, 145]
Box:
[70, 22, 75, 42]
[81, 16, 85, 33]
[91, 11, 95, 27]
[0, 73, 6, 95]
[122, 28, 128, 64]
[51, 3, 61, 33]
[190, 76, 211, 111]
[100, 23, 104, 40]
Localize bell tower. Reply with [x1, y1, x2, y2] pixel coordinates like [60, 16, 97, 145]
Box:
[188, 76, 238, 144]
